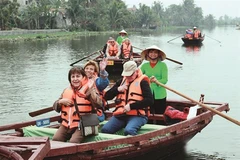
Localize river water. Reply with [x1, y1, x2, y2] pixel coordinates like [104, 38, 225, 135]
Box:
[0, 26, 239, 160]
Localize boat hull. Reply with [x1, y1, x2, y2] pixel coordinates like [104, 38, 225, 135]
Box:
[0, 100, 230, 160]
[181, 36, 204, 45]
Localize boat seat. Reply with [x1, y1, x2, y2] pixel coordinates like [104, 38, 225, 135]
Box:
[22, 122, 166, 143]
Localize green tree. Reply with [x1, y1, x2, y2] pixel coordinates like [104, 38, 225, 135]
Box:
[0, 0, 20, 30]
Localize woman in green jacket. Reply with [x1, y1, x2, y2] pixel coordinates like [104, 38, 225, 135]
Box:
[140, 45, 168, 124]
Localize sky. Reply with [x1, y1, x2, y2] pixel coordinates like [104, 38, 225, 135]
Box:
[124, 0, 240, 19]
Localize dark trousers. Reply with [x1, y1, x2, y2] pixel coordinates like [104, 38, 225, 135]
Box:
[149, 97, 167, 125]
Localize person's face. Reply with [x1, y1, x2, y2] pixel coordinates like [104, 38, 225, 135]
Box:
[125, 40, 130, 44]
[110, 41, 115, 45]
[120, 33, 125, 36]
[126, 70, 137, 83]
[70, 73, 83, 88]
[148, 49, 159, 60]
[84, 65, 95, 79]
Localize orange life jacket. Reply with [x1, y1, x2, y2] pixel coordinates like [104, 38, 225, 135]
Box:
[185, 34, 192, 39]
[107, 41, 118, 56]
[61, 82, 92, 129]
[122, 42, 132, 59]
[193, 30, 201, 39]
[113, 70, 150, 116]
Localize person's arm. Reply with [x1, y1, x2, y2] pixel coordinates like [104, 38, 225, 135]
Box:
[116, 43, 120, 58]
[86, 86, 103, 109]
[102, 44, 107, 54]
[96, 75, 109, 92]
[53, 88, 74, 112]
[104, 79, 122, 100]
[105, 45, 110, 57]
[157, 62, 168, 84]
[129, 80, 154, 110]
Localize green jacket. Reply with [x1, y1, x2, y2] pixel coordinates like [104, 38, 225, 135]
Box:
[140, 61, 168, 99]
[116, 36, 127, 45]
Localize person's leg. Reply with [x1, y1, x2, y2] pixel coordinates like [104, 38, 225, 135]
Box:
[69, 128, 84, 143]
[52, 124, 68, 142]
[154, 98, 167, 125]
[155, 98, 167, 114]
[101, 116, 125, 134]
[124, 116, 148, 136]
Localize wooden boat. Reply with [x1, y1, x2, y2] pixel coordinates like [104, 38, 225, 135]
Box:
[0, 97, 230, 160]
[181, 35, 205, 45]
[92, 52, 142, 74]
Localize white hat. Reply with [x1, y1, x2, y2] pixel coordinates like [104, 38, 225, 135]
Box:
[141, 45, 166, 61]
[121, 61, 137, 76]
[193, 26, 197, 29]
[119, 30, 127, 35]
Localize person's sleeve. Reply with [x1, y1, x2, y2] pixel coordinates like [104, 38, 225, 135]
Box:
[105, 45, 110, 57]
[130, 80, 154, 110]
[86, 87, 103, 109]
[96, 74, 109, 92]
[104, 79, 122, 100]
[53, 90, 65, 113]
[158, 63, 168, 84]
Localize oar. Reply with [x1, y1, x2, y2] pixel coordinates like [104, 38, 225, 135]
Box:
[132, 46, 183, 65]
[69, 50, 101, 66]
[0, 116, 60, 132]
[167, 35, 183, 43]
[154, 80, 240, 126]
[29, 107, 53, 117]
[205, 35, 221, 43]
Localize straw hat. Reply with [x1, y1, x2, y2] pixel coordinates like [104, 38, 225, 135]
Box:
[141, 45, 166, 61]
[119, 30, 127, 35]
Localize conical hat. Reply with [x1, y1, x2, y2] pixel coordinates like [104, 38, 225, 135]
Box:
[119, 30, 127, 35]
[141, 45, 166, 61]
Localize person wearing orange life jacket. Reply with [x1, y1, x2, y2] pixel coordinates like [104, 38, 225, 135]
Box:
[193, 26, 201, 39]
[52, 67, 102, 143]
[105, 37, 120, 59]
[83, 59, 109, 122]
[184, 29, 193, 39]
[120, 38, 133, 59]
[101, 61, 154, 136]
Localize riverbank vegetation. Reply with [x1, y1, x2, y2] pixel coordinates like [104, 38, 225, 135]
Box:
[1, 0, 239, 32]
[0, 30, 116, 41]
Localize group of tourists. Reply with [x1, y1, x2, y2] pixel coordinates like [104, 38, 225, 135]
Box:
[52, 29, 169, 143]
[102, 29, 133, 60]
[184, 26, 202, 39]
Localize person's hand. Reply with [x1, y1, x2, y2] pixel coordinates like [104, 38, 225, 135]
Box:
[150, 76, 157, 83]
[59, 98, 73, 107]
[118, 83, 128, 92]
[123, 104, 130, 112]
[99, 58, 107, 71]
[88, 79, 95, 88]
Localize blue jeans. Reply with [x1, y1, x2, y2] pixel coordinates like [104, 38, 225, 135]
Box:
[101, 115, 148, 136]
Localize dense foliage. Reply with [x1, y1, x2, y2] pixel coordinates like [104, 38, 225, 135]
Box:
[0, 0, 239, 31]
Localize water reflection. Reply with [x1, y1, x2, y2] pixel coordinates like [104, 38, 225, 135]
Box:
[182, 43, 203, 53]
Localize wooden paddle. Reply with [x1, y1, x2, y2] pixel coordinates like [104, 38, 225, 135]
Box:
[69, 50, 101, 66]
[0, 116, 60, 132]
[167, 35, 183, 43]
[154, 80, 240, 126]
[29, 107, 53, 117]
[132, 46, 183, 65]
[205, 35, 221, 43]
